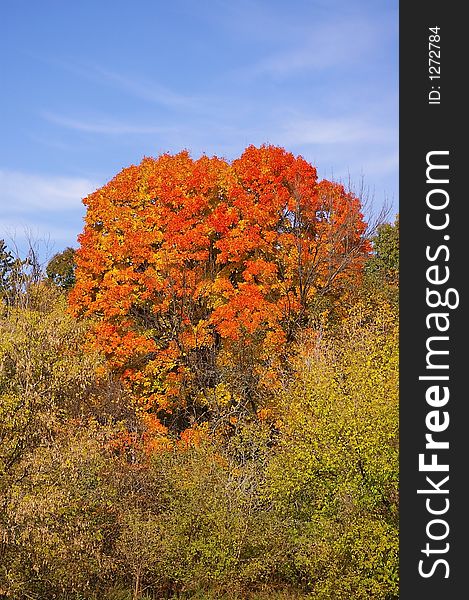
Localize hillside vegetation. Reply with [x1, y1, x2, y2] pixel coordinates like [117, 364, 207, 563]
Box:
[0, 146, 399, 599]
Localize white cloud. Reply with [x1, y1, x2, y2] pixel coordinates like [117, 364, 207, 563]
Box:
[91, 67, 198, 109]
[0, 169, 96, 213]
[41, 112, 175, 135]
[239, 17, 381, 79]
[357, 153, 399, 177]
[278, 115, 392, 147]
[41, 59, 209, 113]
[0, 169, 97, 254]
[252, 40, 350, 77]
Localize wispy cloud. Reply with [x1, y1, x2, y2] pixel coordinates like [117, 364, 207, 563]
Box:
[356, 153, 399, 177]
[232, 13, 385, 80]
[252, 32, 360, 76]
[41, 112, 176, 135]
[38, 57, 208, 112]
[278, 115, 392, 147]
[0, 169, 98, 253]
[91, 66, 198, 109]
[0, 169, 97, 213]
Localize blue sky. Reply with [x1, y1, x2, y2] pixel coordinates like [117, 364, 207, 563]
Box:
[1, 0, 398, 258]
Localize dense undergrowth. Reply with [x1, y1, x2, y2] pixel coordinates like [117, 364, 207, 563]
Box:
[0, 184, 399, 599]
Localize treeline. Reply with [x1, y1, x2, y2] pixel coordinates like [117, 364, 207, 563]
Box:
[0, 213, 398, 600]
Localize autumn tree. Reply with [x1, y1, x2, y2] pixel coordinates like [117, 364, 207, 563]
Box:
[69, 145, 371, 436]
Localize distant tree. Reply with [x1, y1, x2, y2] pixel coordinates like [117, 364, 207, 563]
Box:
[366, 214, 399, 285]
[46, 247, 76, 290]
[0, 239, 26, 305]
[0, 240, 15, 291]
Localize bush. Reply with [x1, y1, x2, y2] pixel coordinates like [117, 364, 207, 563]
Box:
[264, 298, 399, 598]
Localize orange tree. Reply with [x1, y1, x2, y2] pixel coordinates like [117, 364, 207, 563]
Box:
[69, 145, 370, 436]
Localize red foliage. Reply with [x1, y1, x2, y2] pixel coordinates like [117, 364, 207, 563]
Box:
[69, 145, 370, 435]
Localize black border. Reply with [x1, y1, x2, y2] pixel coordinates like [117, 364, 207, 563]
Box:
[400, 2, 466, 596]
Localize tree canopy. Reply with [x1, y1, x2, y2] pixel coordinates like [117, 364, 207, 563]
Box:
[69, 145, 371, 436]
[46, 247, 77, 290]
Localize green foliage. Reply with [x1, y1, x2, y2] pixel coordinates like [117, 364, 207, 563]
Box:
[265, 296, 399, 599]
[0, 238, 399, 599]
[0, 240, 16, 289]
[0, 283, 112, 597]
[0, 284, 102, 482]
[0, 240, 45, 308]
[0, 240, 25, 305]
[108, 424, 290, 597]
[46, 247, 77, 290]
[2, 428, 118, 598]
[366, 215, 399, 285]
